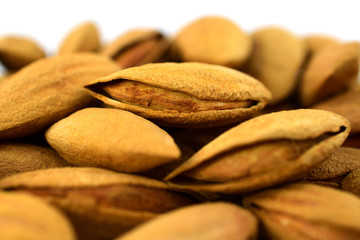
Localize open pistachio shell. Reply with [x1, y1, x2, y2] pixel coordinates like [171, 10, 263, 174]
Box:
[300, 42, 359, 106]
[0, 191, 76, 240]
[244, 26, 307, 104]
[58, 21, 100, 55]
[243, 183, 360, 240]
[85, 62, 271, 128]
[116, 202, 258, 240]
[0, 142, 70, 179]
[170, 16, 252, 68]
[0, 35, 46, 70]
[165, 109, 350, 194]
[102, 28, 169, 68]
[0, 53, 120, 141]
[0, 167, 197, 240]
[45, 107, 181, 173]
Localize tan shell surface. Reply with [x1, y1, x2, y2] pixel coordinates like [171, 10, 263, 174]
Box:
[86, 62, 271, 128]
[0, 191, 76, 240]
[45, 108, 181, 172]
[0, 142, 70, 179]
[0, 36, 46, 70]
[171, 16, 252, 68]
[243, 183, 360, 239]
[342, 167, 360, 197]
[58, 21, 100, 54]
[313, 85, 360, 133]
[300, 42, 360, 106]
[245, 26, 307, 104]
[0, 53, 120, 141]
[304, 34, 339, 56]
[165, 109, 350, 193]
[116, 202, 257, 240]
[304, 147, 360, 181]
[101, 29, 163, 58]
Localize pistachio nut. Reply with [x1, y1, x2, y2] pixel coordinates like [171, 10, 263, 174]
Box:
[85, 62, 271, 128]
[342, 167, 360, 197]
[165, 109, 350, 194]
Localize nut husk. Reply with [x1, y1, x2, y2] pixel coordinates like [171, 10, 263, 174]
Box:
[244, 26, 307, 104]
[0, 191, 76, 240]
[116, 202, 258, 240]
[170, 15, 252, 68]
[45, 107, 181, 172]
[58, 21, 100, 54]
[102, 28, 169, 68]
[0, 35, 46, 70]
[0, 53, 120, 141]
[85, 62, 271, 128]
[243, 183, 360, 240]
[342, 167, 360, 197]
[300, 42, 359, 106]
[0, 167, 197, 240]
[165, 109, 350, 194]
[0, 142, 70, 179]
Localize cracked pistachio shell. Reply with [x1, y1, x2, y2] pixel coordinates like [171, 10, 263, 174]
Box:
[300, 42, 360, 106]
[244, 26, 307, 104]
[165, 109, 350, 194]
[313, 85, 360, 134]
[243, 183, 360, 240]
[45, 108, 181, 172]
[116, 202, 258, 240]
[0, 53, 120, 141]
[170, 16, 252, 68]
[85, 62, 271, 128]
[342, 167, 360, 197]
[0, 167, 196, 240]
[101, 28, 169, 68]
[58, 21, 100, 55]
[0, 142, 70, 179]
[0, 35, 46, 70]
[0, 191, 76, 240]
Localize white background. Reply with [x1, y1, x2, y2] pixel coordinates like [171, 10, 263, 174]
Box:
[0, 0, 359, 57]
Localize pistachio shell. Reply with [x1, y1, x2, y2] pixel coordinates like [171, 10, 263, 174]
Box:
[116, 202, 258, 240]
[0, 36, 46, 70]
[170, 16, 252, 68]
[0, 191, 76, 240]
[101, 28, 169, 68]
[303, 147, 360, 181]
[0, 167, 196, 240]
[165, 109, 350, 194]
[45, 107, 181, 172]
[58, 21, 100, 54]
[342, 167, 360, 197]
[85, 62, 271, 128]
[244, 26, 307, 104]
[0, 142, 70, 178]
[313, 85, 360, 133]
[0, 53, 120, 141]
[243, 183, 360, 240]
[304, 34, 340, 56]
[300, 42, 359, 106]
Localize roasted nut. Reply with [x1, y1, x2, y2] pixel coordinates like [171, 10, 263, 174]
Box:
[85, 62, 271, 128]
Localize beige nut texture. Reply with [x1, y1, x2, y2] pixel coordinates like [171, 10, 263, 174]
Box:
[165, 109, 350, 194]
[243, 183, 360, 240]
[0, 53, 120, 141]
[45, 107, 181, 172]
[0, 167, 197, 240]
[85, 62, 271, 128]
[116, 202, 258, 240]
[0, 191, 76, 240]
[170, 15, 252, 68]
[342, 167, 360, 197]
